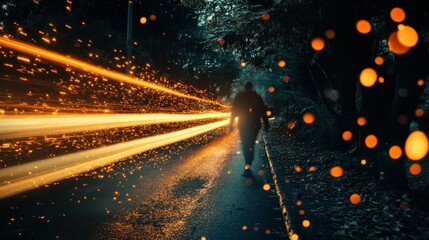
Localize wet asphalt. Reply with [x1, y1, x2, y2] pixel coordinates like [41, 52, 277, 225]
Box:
[0, 131, 286, 240]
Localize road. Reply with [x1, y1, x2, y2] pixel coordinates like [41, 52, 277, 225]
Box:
[0, 131, 286, 240]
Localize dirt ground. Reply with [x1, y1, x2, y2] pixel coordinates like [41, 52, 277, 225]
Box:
[264, 120, 429, 240]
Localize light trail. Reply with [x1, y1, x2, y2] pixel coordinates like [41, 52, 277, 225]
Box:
[0, 112, 230, 139]
[0, 36, 229, 109]
[0, 119, 230, 199]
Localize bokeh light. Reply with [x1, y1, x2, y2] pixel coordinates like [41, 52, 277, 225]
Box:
[405, 130, 429, 161]
[409, 163, 422, 176]
[356, 20, 372, 34]
[342, 131, 353, 141]
[415, 108, 424, 117]
[349, 193, 361, 205]
[365, 134, 378, 149]
[302, 112, 315, 124]
[390, 7, 406, 22]
[261, 13, 270, 21]
[302, 220, 310, 228]
[330, 166, 344, 178]
[278, 60, 286, 68]
[374, 56, 384, 65]
[263, 183, 271, 191]
[388, 31, 410, 55]
[140, 17, 148, 24]
[283, 75, 291, 83]
[388, 145, 402, 160]
[325, 29, 335, 39]
[291, 233, 299, 240]
[294, 165, 303, 173]
[357, 117, 367, 126]
[149, 14, 157, 21]
[397, 25, 418, 47]
[311, 37, 325, 51]
[359, 68, 377, 87]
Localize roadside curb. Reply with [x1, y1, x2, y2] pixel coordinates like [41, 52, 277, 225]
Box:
[261, 132, 297, 240]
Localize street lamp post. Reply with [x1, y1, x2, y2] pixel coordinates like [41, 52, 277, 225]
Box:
[126, 0, 133, 74]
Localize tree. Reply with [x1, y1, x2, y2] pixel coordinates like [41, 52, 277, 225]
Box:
[184, 0, 429, 187]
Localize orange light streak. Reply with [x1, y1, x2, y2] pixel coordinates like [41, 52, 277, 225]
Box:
[0, 36, 228, 108]
[0, 119, 230, 199]
[0, 113, 230, 139]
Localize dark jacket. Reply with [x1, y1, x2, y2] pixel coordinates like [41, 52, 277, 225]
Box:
[230, 90, 269, 129]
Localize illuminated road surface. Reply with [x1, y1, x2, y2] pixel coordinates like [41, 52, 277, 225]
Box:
[0, 131, 285, 239]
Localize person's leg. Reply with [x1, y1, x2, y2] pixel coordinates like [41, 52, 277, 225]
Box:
[239, 126, 259, 168]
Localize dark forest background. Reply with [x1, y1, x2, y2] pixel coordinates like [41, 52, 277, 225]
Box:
[1, 0, 429, 188]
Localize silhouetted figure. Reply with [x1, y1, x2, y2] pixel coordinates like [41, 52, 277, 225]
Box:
[230, 82, 270, 177]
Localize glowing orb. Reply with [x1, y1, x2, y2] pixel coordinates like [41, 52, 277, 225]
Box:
[405, 130, 428, 161]
[359, 68, 378, 87]
[330, 166, 344, 178]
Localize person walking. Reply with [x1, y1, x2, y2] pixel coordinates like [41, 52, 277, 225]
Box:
[230, 81, 270, 177]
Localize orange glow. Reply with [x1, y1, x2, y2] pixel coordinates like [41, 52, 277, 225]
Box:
[291, 234, 299, 240]
[278, 60, 286, 68]
[299, 210, 305, 215]
[417, 79, 425, 86]
[311, 37, 325, 51]
[294, 165, 302, 173]
[0, 119, 230, 199]
[357, 117, 367, 126]
[360, 159, 367, 165]
[302, 112, 315, 124]
[308, 166, 316, 172]
[356, 20, 372, 34]
[261, 13, 270, 21]
[140, 17, 147, 24]
[302, 220, 310, 228]
[405, 130, 429, 161]
[390, 7, 406, 22]
[149, 14, 157, 21]
[409, 163, 422, 176]
[359, 68, 378, 87]
[283, 75, 291, 83]
[374, 56, 384, 65]
[330, 166, 344, 178]
[342, 131, 353, 141]
[397, 25, 418, 47]
[388, 145, 402, 160]
[0, 37, 227, 108]
[325, 29, 335, 39]
[268, 86, 275, 93]
[365, 134, 378, 148]
[378, 76, 385, 83]
[296, 200, 303, 206]
[240, 62, 246, 67]
[388, 31, 410, 55]
[349, 193, 361, 205]
[218, 38, 225, 45]
[266, 110, 272, 117]
[415, 108, 425, 117]
[263, 183, 271, 191]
